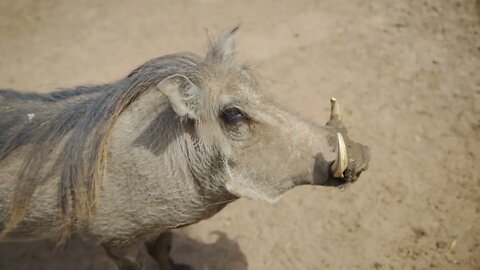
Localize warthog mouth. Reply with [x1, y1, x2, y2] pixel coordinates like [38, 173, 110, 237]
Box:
[327, 142, 370, 188]
[326, 159, 369, 187]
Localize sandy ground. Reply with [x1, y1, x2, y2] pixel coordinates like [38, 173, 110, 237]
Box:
[0, 0, 479, 269]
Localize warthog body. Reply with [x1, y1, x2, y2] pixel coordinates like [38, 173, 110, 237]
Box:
[0, 28, 370, 269]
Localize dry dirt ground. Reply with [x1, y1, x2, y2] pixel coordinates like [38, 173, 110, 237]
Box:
[0, 0, 479, 269]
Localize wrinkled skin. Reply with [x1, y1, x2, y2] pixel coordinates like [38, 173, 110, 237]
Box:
[0, 28, 370, 270]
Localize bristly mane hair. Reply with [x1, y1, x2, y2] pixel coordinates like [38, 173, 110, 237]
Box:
[0, 53, 201, 240]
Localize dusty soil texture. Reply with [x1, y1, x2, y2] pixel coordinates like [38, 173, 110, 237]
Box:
[0, 0, 479, 269]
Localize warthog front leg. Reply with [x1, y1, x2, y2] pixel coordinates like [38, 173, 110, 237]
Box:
[104, 242, 144, 270]
[146, 232, 191, 270]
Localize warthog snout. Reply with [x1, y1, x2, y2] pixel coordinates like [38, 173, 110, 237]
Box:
[314, 98, 370, 187]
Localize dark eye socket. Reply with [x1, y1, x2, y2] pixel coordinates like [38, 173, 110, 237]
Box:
[221, 107, 245, 124]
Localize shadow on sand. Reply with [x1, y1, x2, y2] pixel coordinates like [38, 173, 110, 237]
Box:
[170, 231, 248, 270]
[0, 231, 247, 270]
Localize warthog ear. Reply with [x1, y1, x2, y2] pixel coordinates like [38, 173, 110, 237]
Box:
[157, 74, 199, 119]
[206, 26, 240, 63]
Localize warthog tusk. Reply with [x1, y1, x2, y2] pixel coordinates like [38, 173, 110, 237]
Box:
[331, 132, 348, 178]
[330, 97, 341, 121]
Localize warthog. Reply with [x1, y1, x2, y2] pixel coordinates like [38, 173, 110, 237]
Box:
[0, 27, 370, 270]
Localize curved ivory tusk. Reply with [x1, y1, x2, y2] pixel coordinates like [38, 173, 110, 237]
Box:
[331, 132, 348, 178]
[330, 97, 342, 121]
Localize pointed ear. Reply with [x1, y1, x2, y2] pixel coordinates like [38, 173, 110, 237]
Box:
[206, 26, 240, 63]
[156, 74, 200, 119]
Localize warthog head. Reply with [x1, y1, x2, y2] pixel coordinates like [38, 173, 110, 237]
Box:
[133, 27, 371, 203]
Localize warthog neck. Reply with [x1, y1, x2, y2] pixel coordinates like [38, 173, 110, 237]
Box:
[81, 86, 237, 242]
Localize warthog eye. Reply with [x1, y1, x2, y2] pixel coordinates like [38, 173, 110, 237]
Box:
[221, 107, 245, 124]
